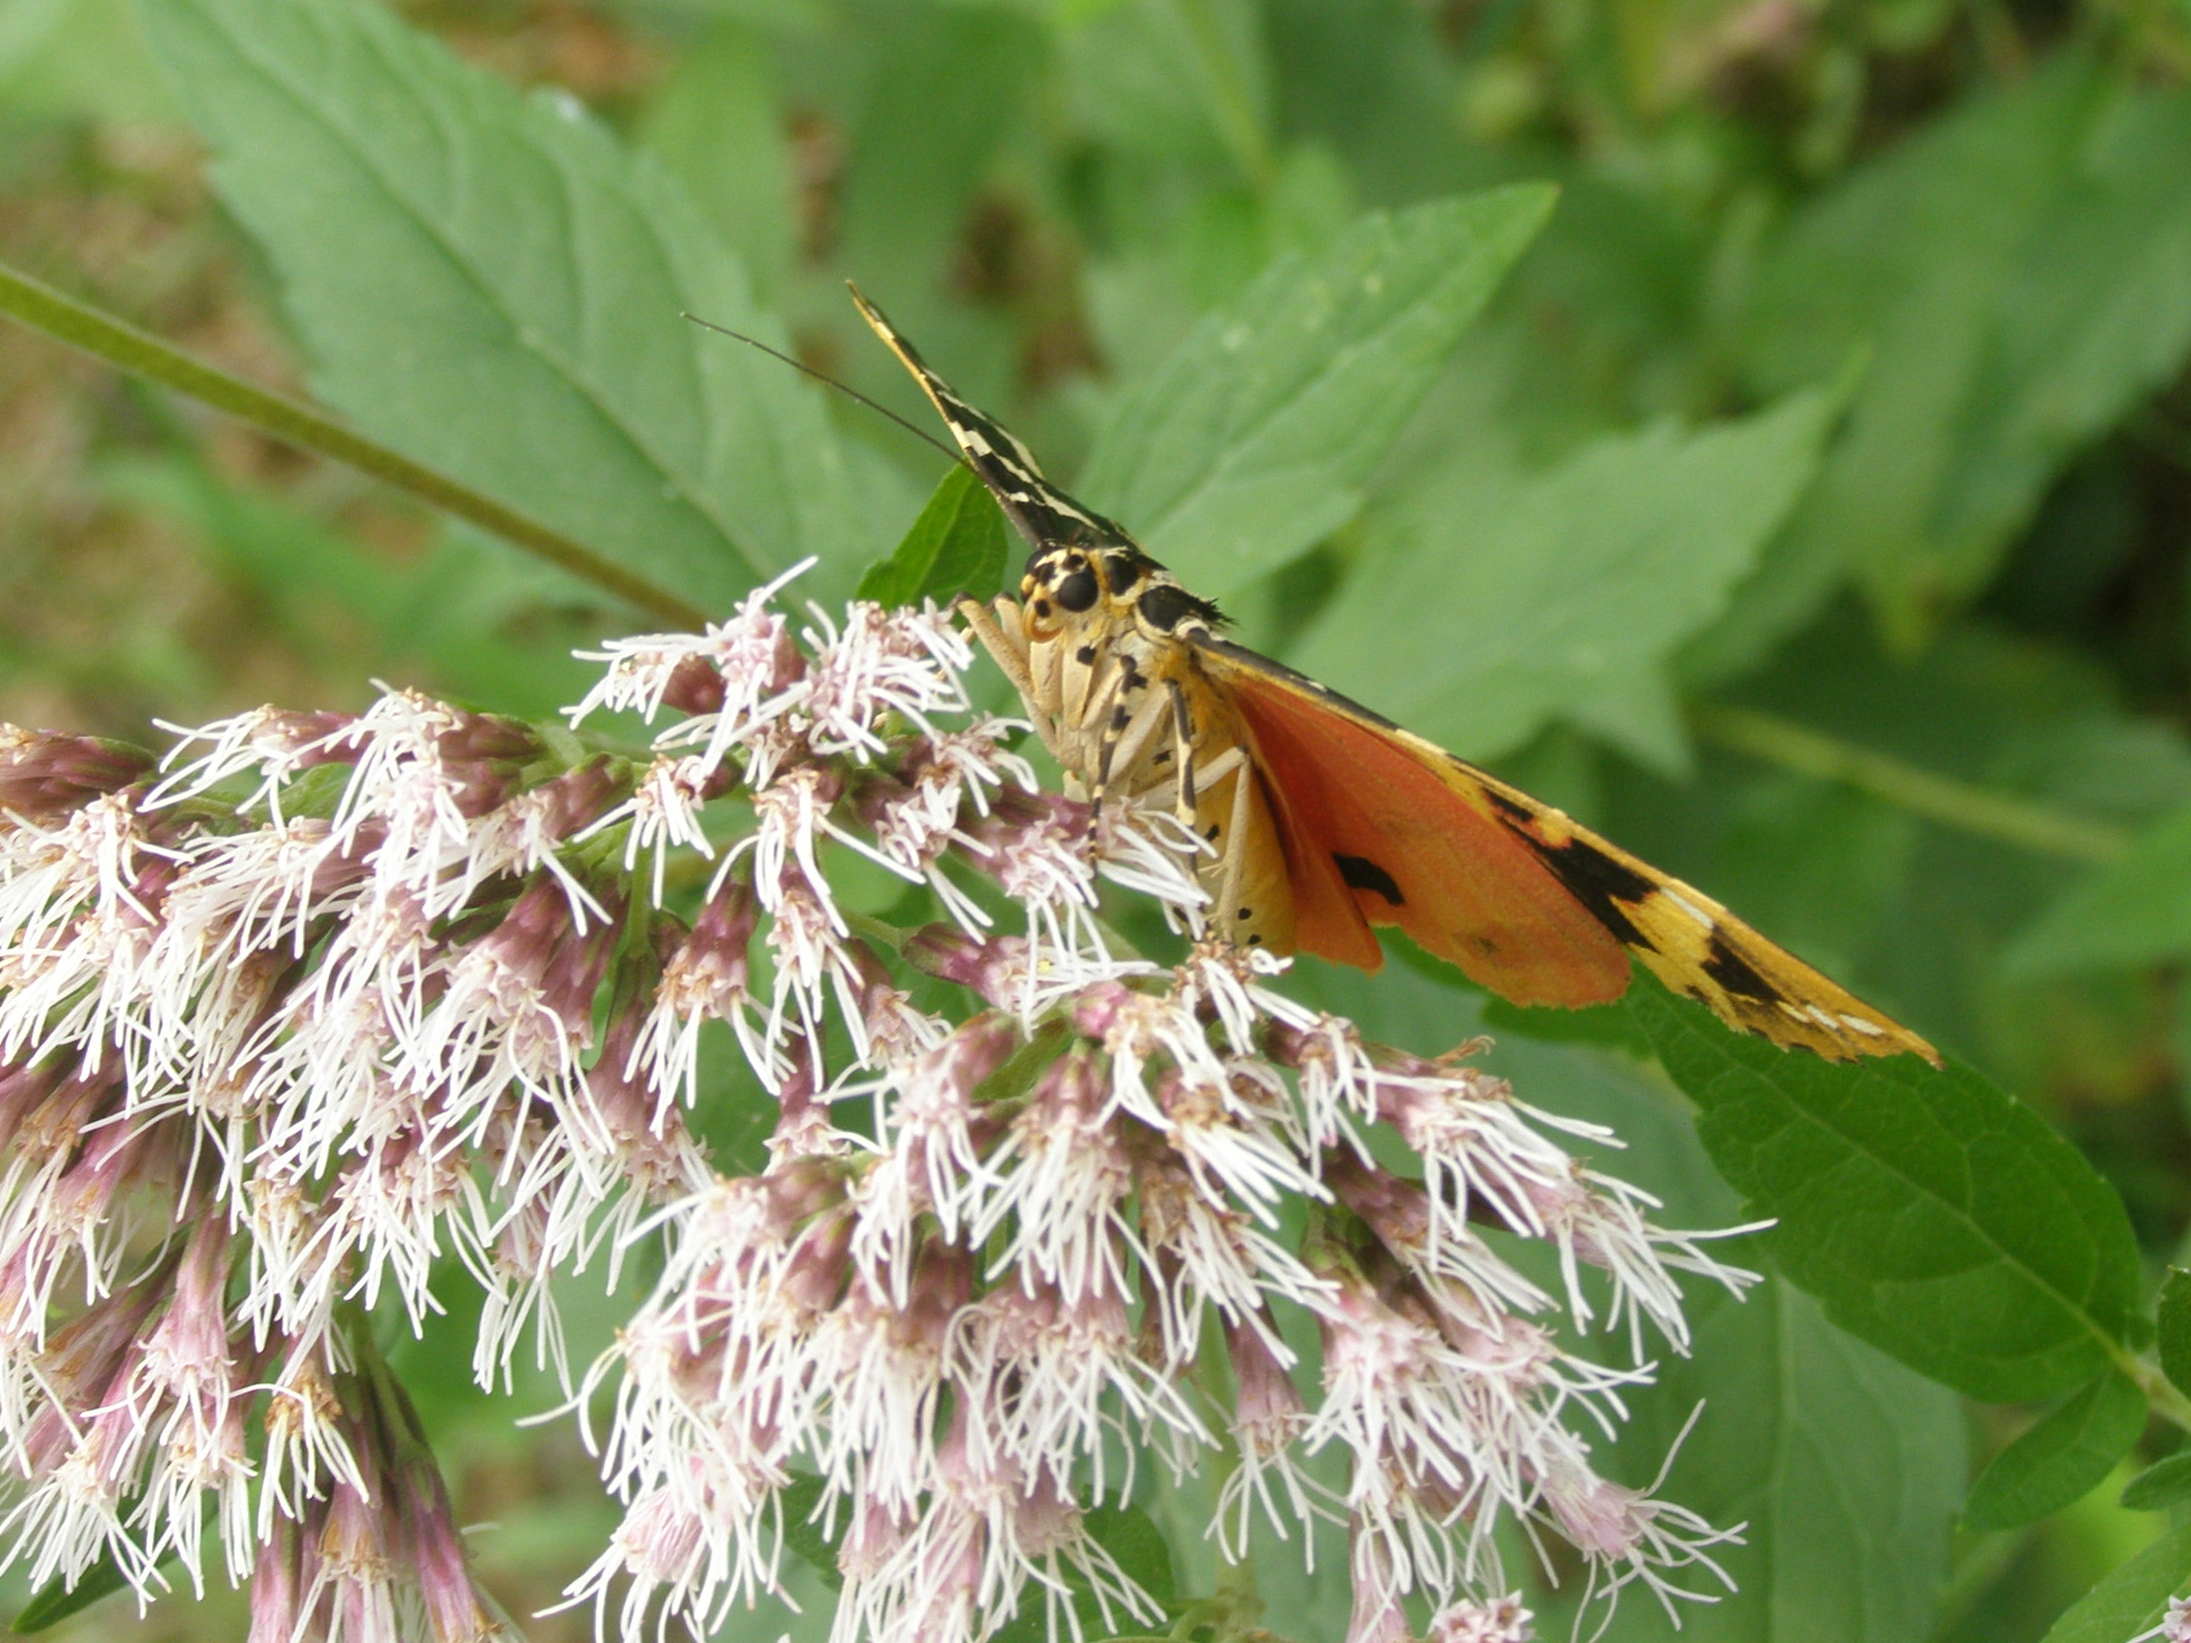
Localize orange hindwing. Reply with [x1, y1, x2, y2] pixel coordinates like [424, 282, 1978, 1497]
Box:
[1196, 639, 1937, 1063]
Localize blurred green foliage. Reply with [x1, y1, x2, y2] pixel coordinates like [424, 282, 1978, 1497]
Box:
[9, 0, 2191, 1639]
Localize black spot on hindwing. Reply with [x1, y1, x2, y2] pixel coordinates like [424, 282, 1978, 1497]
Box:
[1334, 853, 1405, 907]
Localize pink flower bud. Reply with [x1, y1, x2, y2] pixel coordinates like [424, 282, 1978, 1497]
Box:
[0, 729, 154, 818]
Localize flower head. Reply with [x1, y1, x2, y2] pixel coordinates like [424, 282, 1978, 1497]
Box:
[0, 576, 1751, 1642]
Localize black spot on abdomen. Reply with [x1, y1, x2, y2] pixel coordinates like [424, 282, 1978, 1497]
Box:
[1334, 853, 1405, 907]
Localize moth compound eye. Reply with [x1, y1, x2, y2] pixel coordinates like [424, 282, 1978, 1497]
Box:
[1054, 565, 1100, 613]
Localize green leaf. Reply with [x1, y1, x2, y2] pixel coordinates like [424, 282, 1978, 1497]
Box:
[2002, 804, 2191, 978]
[1480, 994, 1650, 1055]
[141, 0, 862, 610]
[988, 1504, 1177, 1643]
[1562, 668, 1694, 779]
[638, 22, 797, 303]
[835, 6, 1046, 289]
[2160, 1268, 2191, 1397]
[2036, 1519, 2191, 1643]
[855, 466, 1009, 610]
[1284, 378, 1843, 761]
[1575, 1283, 1964, 1643]
[775, 1474, 843, 1591]
[1057, 0, 1270, 184]
[1078, 185, 1555, 595]
[1264, 0, 1475, 217]
[9, 1496, 213, 1631]
[1081, 143, 1363, 390]
[1083, 1503, 1176, 1607]
[1742, 58, 2191, 649]
[12, 1555, 134, 1632]
[99, 450, 592, 715]
[2123, 1453, 2191, 1513]
[1964, 1372, 2145, 1530]
[1628, 974, 2141, 1401]
[0, 0, 175, 124]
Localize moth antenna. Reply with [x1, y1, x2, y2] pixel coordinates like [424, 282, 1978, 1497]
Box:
[679, 312, 966, 468]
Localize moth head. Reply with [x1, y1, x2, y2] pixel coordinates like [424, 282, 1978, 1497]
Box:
[1019, 544, 1150, 640]
[1018, 543, 1222, 647]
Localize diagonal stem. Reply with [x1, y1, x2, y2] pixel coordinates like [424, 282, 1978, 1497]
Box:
[0, 258, 706, 629]
[1694, 701, 2132, 864]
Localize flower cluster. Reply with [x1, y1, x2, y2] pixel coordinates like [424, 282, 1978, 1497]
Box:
[0, 573, 1750, 1642]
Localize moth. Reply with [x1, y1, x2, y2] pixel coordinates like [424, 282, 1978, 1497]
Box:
[850, 288, 1939, 1066]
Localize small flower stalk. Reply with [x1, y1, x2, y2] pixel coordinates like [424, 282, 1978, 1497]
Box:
[2133, 1595, 2191, 1643]
[0, 573, 1752, 1642]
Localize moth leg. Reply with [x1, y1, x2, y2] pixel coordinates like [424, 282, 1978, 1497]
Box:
[1161, 684, 1250, 817]
[1187, 745, 1246, 797]
[956, 595, 1029, 680]
[1101, 689, 1170, 794]
[957, 596, 1058, 753]
[1163, 679, 1199, 823]
[1091, 680, 1171, 808]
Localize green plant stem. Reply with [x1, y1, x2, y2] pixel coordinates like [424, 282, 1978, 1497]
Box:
[1932, 1520, 2036, 1638]
[2126, 1351, 2191, 1437]
[0, 258, 705, 629]
[1172, 0, 1274, 190]
[1693, 702, 2132, 865]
